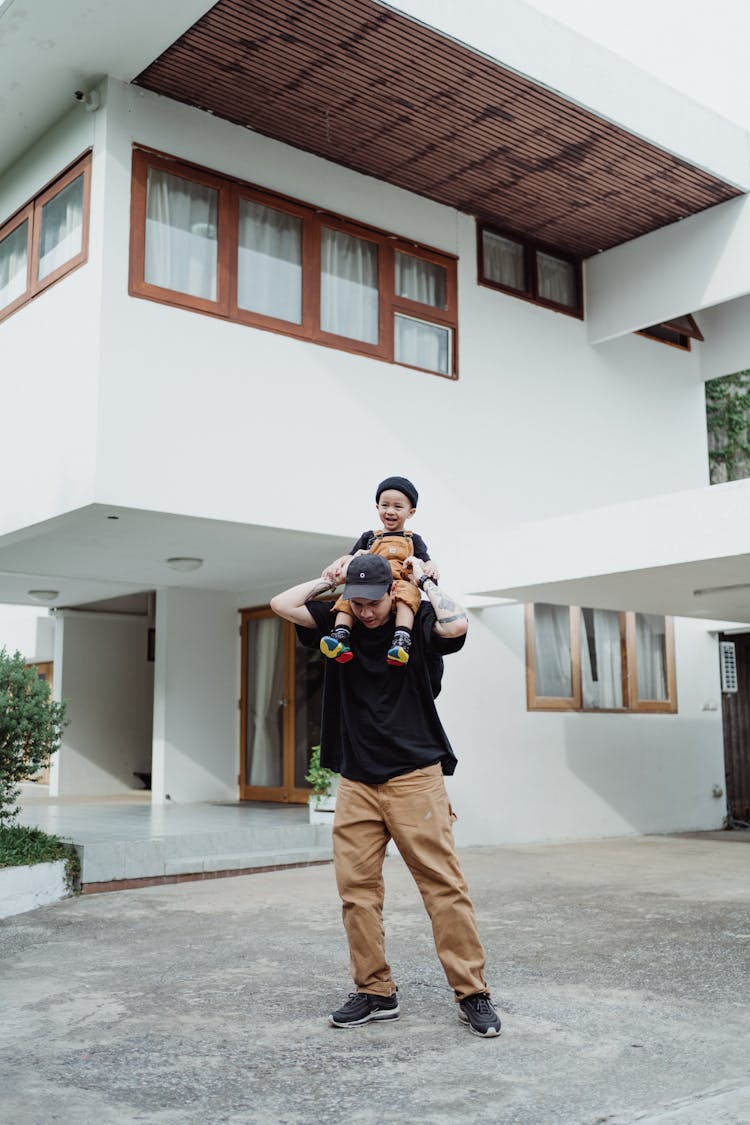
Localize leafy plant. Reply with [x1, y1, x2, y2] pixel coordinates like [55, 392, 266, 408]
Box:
[0, 824, 80, 889]
[0, 648, 68, 826]
[706, 370, 750, 484]
[305, 744, 338, 801]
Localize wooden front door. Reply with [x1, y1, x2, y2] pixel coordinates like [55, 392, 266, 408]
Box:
[239, 608, 323, 803]
[719, 631, 750, 824]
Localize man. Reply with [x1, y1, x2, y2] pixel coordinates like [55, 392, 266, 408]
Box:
[270, 553, 501, 1038]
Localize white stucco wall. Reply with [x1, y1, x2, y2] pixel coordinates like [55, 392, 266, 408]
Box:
[53, 611, 154, 795]
[441, 607, 727, 845]
[0, 606, 54, 662]
[0, 105, 105, 536]
[152, 588, 238, 803]
[90, 79, 711, 557]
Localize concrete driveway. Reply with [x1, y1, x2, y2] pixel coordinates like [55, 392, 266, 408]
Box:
[2, 833, 749, 1125]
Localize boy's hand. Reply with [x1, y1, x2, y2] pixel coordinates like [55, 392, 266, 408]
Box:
[422, 561, 440, 582]
[404, 555, 423, 585]
[322, 554, 353, 584]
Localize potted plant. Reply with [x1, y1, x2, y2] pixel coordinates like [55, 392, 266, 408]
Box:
[305, 745, 339, 824]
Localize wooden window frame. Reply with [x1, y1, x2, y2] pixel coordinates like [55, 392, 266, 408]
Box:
[637, 314, 703, 352]
[130, 146, 459, 379]
[0, 151, 91, 325]
[477, 221, 583, 319]
[525, 603, 677, 714]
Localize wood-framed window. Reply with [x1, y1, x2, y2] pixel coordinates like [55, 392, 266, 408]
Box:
[525, 603, 677, 713]
[477, 222, 583, 318]
[0, 151, 92, 325]
[637, 314, 704, 352]
[130, 147, 458, 378]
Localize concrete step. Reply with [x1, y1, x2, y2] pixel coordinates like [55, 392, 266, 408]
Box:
[78, 820, 333, 885]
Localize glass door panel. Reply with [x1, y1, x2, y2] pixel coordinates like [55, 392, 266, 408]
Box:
[240, 610, 322, 803]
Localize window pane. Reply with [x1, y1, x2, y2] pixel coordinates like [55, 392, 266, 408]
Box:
[395, 251, 447, 308]
[534, 604, 572, 697]
[394, 314, 450, 375]
[482, 230, 525, 291]
[536, 251, 577, 307]
[238, 200, 302, 323]
[38, 174, 84, 280]
[636, 614, 668, 701]
[294, 637, 323, 790]
[145, 168, 218, 301]
[320, 227, 378, 343]
[581, 608, 623, 709]
[0, 221, 28, 309]
[245, 617, 284, 787]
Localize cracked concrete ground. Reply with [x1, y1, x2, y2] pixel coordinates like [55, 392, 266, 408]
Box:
[2, 833, 749, 1125]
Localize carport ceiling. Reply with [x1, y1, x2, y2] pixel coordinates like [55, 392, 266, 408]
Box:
[134, 0, 741, 258]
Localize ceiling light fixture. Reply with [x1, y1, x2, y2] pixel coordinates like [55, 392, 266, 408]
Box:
[166, 557, 204, 572]
[27, 589, 59, 603]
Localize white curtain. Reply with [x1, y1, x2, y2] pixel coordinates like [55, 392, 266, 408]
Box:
[0, 221, 28, 308]
[636, 614, 668, 701]
[534, 604, 572, 697]
[395, 251, 446, 308]
[246, 617, 284, 787]
[482, 229, 525, 290]
[320, 227, 378, 343]
[145, 168, 218, 300]
[536, 251, 576, 307]
[38, 175, 84, 280]
[238, 200, 302, 323]
[395, 314, 449, 375]
[581, 609, 623, 709]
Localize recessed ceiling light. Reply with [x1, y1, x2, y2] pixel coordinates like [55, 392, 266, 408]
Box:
[27, 590, 59, 603]
[166, 557, 203, 572]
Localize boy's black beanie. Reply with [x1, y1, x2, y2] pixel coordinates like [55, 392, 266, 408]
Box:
[376, 476, 418, 508]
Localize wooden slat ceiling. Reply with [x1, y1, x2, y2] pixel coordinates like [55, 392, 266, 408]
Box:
[135, 0, 741, 258]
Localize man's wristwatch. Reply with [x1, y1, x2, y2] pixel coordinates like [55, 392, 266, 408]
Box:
[418, 574, 435, 591]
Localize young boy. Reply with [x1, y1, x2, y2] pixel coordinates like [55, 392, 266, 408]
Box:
[320, 475, 439, 667]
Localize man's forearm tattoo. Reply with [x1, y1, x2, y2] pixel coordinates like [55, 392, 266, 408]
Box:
[431, 587, 468, 625]
[306, 578, 336, 602]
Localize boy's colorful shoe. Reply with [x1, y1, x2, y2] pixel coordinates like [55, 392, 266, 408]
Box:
[387, 644, 410, 667]
[320, 635, 354, 663]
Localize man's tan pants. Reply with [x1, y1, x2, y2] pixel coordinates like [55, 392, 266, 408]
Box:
[332, 763, 489, 1001]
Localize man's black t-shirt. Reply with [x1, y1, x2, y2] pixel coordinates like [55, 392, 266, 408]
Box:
[297, 600, 465, 784]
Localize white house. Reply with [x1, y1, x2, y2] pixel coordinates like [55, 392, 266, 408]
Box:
[2, 0, 750, 846]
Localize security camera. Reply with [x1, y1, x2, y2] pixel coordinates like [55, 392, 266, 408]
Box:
[74, 90, 86, 102]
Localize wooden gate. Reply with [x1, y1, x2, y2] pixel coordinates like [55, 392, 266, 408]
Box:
[719, 632, 750, 823]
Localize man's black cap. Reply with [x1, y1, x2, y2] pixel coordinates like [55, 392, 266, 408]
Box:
[342, 554, 394, 601]
[375, 476, 418, 508]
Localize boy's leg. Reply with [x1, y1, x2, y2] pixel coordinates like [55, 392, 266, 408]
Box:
[382, 765, 489, 1000]
[332, 777, 396, 997]
[387, 582, 420, 666]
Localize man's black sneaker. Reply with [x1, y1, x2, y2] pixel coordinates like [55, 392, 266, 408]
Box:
[329, 992, 400, 1028]
[458, 993, 502, 1038]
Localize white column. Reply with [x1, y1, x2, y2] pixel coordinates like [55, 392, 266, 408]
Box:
[152, 587, 239, 804]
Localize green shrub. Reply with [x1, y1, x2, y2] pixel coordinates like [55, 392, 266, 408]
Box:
[0, 648, 68, 826]
[305, 744, 338, 799]
[0, 825, 80, 889]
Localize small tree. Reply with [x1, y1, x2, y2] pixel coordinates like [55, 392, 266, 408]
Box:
[0, 648, 68, 826]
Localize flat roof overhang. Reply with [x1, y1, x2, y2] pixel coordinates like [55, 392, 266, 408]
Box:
[460, 478, 750, 625]
[134, 0, 743, 259]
